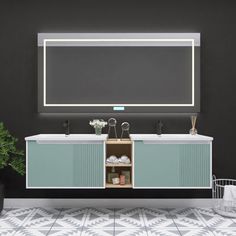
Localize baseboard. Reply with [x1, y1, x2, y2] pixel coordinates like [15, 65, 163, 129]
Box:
[4, 198, 216, 208]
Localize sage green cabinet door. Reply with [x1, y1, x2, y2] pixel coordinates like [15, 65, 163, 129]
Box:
[28, 141, 74, 187]
[27, 141, 104, 188]
[134, 142, 179, 187]
[134, 141, 210, 188]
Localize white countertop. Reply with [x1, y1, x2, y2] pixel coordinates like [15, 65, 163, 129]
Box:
[25, 133, 213, 143]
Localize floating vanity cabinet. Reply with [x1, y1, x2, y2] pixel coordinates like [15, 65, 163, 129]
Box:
[26, 134, 213, 189]
[131, 134, 213, 189]
[25, 134, 106, 189]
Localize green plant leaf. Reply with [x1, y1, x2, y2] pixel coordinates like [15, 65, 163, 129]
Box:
[0, 122, 25, 175]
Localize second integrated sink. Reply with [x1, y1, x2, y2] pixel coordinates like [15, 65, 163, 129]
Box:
[130, 134, 213, 143]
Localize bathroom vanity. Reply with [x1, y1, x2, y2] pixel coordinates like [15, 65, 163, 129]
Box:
[25, 134, 213, 189]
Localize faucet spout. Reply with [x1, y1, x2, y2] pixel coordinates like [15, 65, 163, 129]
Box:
[157, 120, 163, 135]
[63, 120, 70, 135]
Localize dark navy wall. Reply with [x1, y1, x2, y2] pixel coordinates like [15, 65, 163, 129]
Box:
[0, 0, 236, 198]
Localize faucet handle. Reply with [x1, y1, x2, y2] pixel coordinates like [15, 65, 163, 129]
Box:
[63, 120, 70, 135]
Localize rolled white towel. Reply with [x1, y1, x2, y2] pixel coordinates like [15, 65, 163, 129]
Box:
[119, 155, 130, 164]
[106, 155, 119, 164]
[223, 185, 236, 207]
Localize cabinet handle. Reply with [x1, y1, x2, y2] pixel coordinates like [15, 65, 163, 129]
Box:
[36, 140, 103, 144]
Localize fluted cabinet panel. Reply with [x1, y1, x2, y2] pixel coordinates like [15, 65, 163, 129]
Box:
[73, 144, 104, 187]
[179, 144, 210, 187]
[27, 141, 104, 188]
[134, 141, 211, 188]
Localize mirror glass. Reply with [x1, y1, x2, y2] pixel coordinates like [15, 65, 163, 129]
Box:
[38, 33, 200, 113]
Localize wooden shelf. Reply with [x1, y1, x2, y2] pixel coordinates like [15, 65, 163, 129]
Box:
[106, 163, 132, 167]
[106, 183, 132, 188]
[105, 138, 133, 189]
[106, 139, 132, 144]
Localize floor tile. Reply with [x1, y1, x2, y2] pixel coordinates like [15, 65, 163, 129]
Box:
[195, 208, 236, 228]
[53, 208, 87, 228]
[170, 208, 206, 228]
[1, 207, 236, 235]
[84, 208, 114, 228]
[3, 208, 36, 217]
[0, 215, 29, 229]
[143, 215, 175, 228]
[22, 208, 60, 228]
[115, 208, 145, 228]
[230, 217, 236, 223]
[168, 208, 195, 217]
[142, 208, 175, 228]
[0, 209, 35, 229]
[14, 228, 51, 236]
[147, 228, 181, 236]
[86, 208, 114, 217]
[142, 208, 169, 217]
[0, 208, 12, 217]
[59, 208, 88, 216]
[115, 227, 147, 236]
[211, 228, 236, 236]
[178, 227, 214, 236]
[81, 227, 114, 236]
[48, 228, 82, 236]
[0, 229, 16, 236]
[173, 215, 206, 228]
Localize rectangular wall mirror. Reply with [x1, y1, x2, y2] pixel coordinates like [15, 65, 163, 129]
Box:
[38, 33, 200, 113]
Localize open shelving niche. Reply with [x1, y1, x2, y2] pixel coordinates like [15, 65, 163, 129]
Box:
[105, 139, 133, 188]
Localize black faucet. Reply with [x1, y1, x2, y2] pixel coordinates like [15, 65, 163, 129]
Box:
[157, 120, 163, 135]
[63, 120, 70, 135]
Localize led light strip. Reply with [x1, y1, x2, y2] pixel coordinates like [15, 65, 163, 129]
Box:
[43, 38, 194, 107]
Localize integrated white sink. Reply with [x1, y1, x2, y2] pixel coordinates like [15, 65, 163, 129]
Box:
[25, 134, 108, 144]
[130, 134, 213, 143]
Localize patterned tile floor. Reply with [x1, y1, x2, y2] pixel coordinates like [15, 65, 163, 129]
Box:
[0, 207, 235, 235]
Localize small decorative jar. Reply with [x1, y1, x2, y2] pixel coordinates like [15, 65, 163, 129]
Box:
[120, 175, 126, 185]
[112, 177, 120, 185]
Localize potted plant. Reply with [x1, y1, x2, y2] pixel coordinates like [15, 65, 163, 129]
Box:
[0, 122, 25, 213]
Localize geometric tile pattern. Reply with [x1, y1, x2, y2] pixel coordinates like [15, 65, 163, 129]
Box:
[147, 228, 181, 236]
[0, 229, 16, 236]
[15, 228, 51, 236]
[84, 208, 114, 228]
[142, 208, 175, 228]
[22, 208, 60, 228]
[195, 207, 236, 228]
[179, 228, 214, 236]
[170, 208, 207, 228]
[0, 207, 236, 235]
[211, 229, 236, 236]
[115, 208, 145, 228]
[53, 208, 87, 228]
